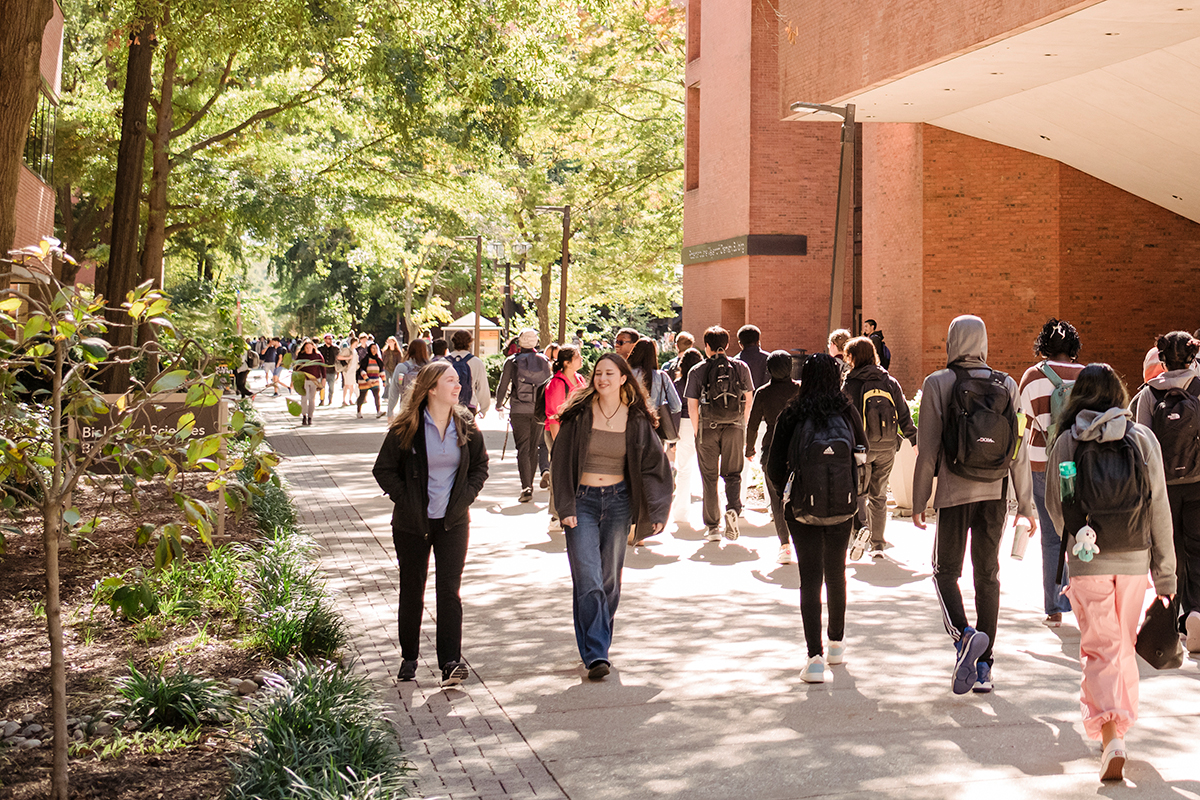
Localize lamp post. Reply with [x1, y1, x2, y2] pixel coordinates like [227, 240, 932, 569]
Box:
[534, 205, 570, 344]
[487, 239, 532, 344]
[789, 101, 855, 338]
[454, 235, 483, 357]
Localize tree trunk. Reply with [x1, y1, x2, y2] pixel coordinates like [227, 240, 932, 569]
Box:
[537, 262, 552, 346]
[103, 19, 156, 391]
[45, 339, 67, 800]
[0, 0, 54, 266]
[140, 42, 177, 381]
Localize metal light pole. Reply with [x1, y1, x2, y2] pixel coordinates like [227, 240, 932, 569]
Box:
[535, 205, 570, 344]
[790, 101, 855, 338]
[455, 235, 483, 357]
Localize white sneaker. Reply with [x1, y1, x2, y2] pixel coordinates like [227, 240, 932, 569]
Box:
[1100, 737, 1127, 782]
[848, 526, 871, 561]
[826, 641, 845, 666]
[1187, 611, 1200, 653]
[548, 518, 563, 532]
[705, 527, 721, 542]
[801, 654, 826, 683]
[723, 509, 740, 540]
[776, 543, 794, 565]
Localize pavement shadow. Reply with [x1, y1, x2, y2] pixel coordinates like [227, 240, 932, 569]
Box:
[688, 541, 759, 565]
[847, 556, 931, 588]
[750, 565, 800, 591]
[625, 545, 680, 570]
[669, 523, 707, 542]
[525, 537, 567, 555]
[946, 698, 1090, 775]
[1099, 762, 1200, 796]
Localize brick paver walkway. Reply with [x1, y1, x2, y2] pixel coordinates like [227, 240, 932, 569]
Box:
[253, 387, 1200, 800]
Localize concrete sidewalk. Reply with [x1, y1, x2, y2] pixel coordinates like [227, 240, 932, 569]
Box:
[254, 392, 1200, 800]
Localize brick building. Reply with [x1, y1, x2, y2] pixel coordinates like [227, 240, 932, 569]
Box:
[13, 3, 63, 259]
[684, 0, 1200, 391]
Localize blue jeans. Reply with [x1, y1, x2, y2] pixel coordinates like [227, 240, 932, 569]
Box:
[1032, 470, 1072, 615]
[564, 482, 631, 667]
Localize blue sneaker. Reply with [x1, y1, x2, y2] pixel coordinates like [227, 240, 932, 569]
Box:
[972, 661, 993, 694]
[953, 627, 989, 695]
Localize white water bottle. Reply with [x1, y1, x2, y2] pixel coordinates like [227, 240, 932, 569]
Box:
[1010, 519, 1032, 560]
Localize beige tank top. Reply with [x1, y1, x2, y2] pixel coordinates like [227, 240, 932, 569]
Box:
[582, 429, 626, 475]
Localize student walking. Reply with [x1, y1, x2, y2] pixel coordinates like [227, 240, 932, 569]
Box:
[496, 329, 553, 502]
[446, 330, 492, 417]
[746, 351, 800, 564]
[684, 326, 754, 541]
[1046, 363, 1176, 781]
[551, 354, 672, 679]
[381, 336, 405, 400]
[767, 354, 867, 682]
[670, 347, 705, 525]
[1131, 331, 1200, 650]
[1018, 319, 1086, 627]
[317, 333, 340, 405]
[912, 315, 1036, 695]
[544, 345, 587, 531]
[356, 342, 386, 418]
[628, 338, 682, 544]
[842, 336, 917, 558]
[294, 338, 325, 426]
[373, 362, 489, 686]
[734, 325, 769, 389]
[388, 339, 431, 420]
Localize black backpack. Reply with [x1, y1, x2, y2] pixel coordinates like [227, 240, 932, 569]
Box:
[513, 352, 549, 406]
[700, 354, 744, 425]
[533, 374, 566, 425]
[1057, 420, 1151, 579]
[446, 354, 475, 409]
[860, 377, 898, 451]
[941, 364, 1019, 482]
[1148, 379, 1200, 484]
[785, 412, 859, 525]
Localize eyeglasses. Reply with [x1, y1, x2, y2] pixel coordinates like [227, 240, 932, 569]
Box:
[615, 339, 631, 346]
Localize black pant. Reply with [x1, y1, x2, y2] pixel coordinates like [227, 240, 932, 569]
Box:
[765, 468, 789, 546]
[857, 447, 896, 546]
[696, 423, 744, 528]
[789, 518, 852, 657]
[393, 518, 469, 669]
[510, 413, 545, 490]
[234, 369, 251, 398]
[932, 500, 1005, 665]
[1168, 481, 1200, 621]
[357, 385, 380, 413]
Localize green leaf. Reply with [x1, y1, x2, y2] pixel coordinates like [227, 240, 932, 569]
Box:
[285, 397, 302, 416]
[78, 337, 110, 362]
[149, 370, 189, 393]
[230, 410, 245, 432]
[135, 523, 155, 547]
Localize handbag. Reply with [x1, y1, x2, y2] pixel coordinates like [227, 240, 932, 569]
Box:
[656, 403, 681, 442]
[1135, 595, 1184, 670]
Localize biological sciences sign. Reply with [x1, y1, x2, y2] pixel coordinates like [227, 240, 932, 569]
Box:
[73, 394, 228, 471]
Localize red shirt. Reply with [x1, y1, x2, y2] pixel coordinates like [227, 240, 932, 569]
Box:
[545, 372, 586, 430]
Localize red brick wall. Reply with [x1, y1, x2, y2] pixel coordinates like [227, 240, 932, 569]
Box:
[1059, 168, 1200, 387]
[775, 0, 1097, 114]
[862, 123, 924, 393]
[13, 167, 55, 252]
[682, 256, 749, 339]
[41, 2, 63, 96]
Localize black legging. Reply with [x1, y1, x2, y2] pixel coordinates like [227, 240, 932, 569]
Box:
[393, 518, 469, 670]
[788, 517, 852, 658]
[357, 385, 380, 413]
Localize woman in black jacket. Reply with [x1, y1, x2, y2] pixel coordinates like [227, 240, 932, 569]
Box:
[373, 362, 489, 686]
[768, 353, 868, 684]
[746, 350, 801, 565]
[356, 342, 386, 419]
[551, 353, 672, 679]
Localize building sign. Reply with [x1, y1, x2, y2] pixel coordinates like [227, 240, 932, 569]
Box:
[682, 234, 807, 265]
[74, 394, 226, 461]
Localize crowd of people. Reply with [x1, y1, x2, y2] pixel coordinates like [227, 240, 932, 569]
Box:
[257, 314, 1200, 783]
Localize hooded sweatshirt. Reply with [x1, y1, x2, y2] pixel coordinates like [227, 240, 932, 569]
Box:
[1045, 407, 1176, 594]
[912, 315, 1034, 516]
[1131, 369, 1200, 486]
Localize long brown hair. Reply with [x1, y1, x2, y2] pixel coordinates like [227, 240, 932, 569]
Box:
[388, 362, 474, 448]
[1058, 363, 1129, 428]
[557, 353, 656, 426]
[627, 338, 659, 394]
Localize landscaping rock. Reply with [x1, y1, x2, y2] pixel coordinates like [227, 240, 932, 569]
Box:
[2, 721, 19, 738]
[21, 713, 35, 724]
[72, 729, 85, 741]
[122, 720, 139, 732]
[237, 679, 259, 696]
[6, 736, 26, 747]
[17, 739, 41, 750]
[93, 722, 113, 736]
[21, 724, 43, 737]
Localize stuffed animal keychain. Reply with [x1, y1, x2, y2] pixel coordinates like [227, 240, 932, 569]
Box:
[1073, 524, 1100, 562]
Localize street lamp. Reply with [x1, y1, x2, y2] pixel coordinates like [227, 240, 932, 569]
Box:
[790, 101, 855, 339]
[454, 235, 483, 357]
[534, 205, 571, 344]
[486, 239, 528, 343]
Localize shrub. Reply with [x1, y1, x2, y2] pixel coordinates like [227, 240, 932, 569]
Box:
[114, 662, 227, 730]
[246, 534, 346, 659]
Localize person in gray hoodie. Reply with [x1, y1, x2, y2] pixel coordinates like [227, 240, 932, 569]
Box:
[1045, 363, 1175, 782]
[1130, 330, 1200, 650]
[913, 315, 1036, 695]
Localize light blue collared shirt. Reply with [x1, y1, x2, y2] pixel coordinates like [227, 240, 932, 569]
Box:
[424, 408, 461, 519]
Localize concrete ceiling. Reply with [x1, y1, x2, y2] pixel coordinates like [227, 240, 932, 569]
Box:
[796, 1, 1200, 223]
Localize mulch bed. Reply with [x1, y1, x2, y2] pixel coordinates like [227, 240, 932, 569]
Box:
[0, 472, 268, 800]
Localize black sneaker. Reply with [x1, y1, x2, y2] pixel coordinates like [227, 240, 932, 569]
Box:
[441, 660, 469, 687]
[586, 660, 610, 680]
[397, 659, 417, 682]
[518, 488, 533, 503]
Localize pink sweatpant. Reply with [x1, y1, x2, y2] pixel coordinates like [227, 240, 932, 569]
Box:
[1064, 574, 1151, 740]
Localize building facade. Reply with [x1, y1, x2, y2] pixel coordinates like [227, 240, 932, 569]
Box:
[13, 2, 63, 259]
[684, 0, 1200, 390]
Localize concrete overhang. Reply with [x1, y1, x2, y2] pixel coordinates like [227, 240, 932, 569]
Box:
[788, 1, 1200, 223]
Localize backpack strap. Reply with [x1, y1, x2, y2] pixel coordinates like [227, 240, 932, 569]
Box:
[1037, 360, 1062, 388]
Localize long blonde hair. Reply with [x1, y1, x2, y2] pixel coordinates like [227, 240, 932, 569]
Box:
[388, 362, 474, 448]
